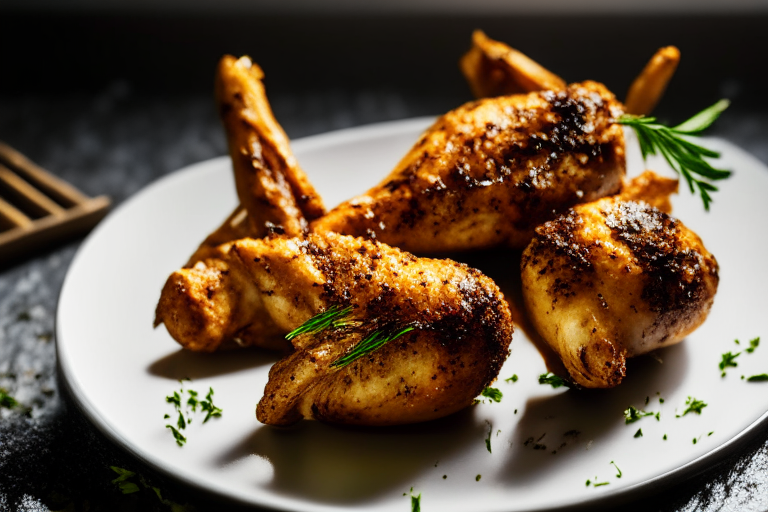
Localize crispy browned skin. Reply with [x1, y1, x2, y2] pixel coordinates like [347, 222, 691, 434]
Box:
[521, 195, 718, 388]
[216, 55, 325, 238]
[311, 82, 626, 252]
[227, 232, 513, 426]
[154, 241, 286, 352]
[619, 170, 679, 214]
[460, 30, 566, 98]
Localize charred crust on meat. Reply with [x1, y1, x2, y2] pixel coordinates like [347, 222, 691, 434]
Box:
[602, 201, 719, 314]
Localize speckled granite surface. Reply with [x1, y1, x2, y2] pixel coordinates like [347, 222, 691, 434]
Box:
[2, 13, 768, 512]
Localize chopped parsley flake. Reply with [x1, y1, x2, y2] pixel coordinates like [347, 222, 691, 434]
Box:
[409, 488, 421, 512]
[624, 406, 654, 424]
[0, 389, 18, 409]
[164, 385, 222, 446]
[746, 337, 761, 353]
[187, 390, 199, 411]
[165, 391, 181, 409]
[201, 387, 223, 423]
[747, 374, 768, 382]
[505, 374, 519, 383]
[634, 429, 643, 438]
[111, 468, 141, 494]
[663, 434, 668, 441]
[611, 461, 622, 478]
[166, 425, 186, 446]
[682, 397, 708, 416]
[485, 422, 493, 453]
[538, 373, 569, 389]
[481, 387, 503, 403]
[476, 474, 482, 481]
[719, 351, 741, 376]
[593, 480, 609, 487]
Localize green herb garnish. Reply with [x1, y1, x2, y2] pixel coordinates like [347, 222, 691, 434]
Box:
[746, 337, 761, 354]
[505, 374, 519, 383]
[409, 488, 421, 512]
[286, 305, 354, 341]
[200, 387, 223, 423]
[538, 373, 569, 389]
[747, 374, 768, 382]
[485, 423, 493, 453]
[624, 405, 654, 424]
[330, 325, 414, 368]
[593, 480, 609, 488]
[617, 99, 731, 210]
[187, 390, 199, 411]
[719, 351, 740, 376]
[663, 434, 668, 440]
[481, 387, 503, 403]
[0, 389, 18, 409]
[682, 396, 708, 416]
[634, 428, 643, 438]
[611, 461, 622, 478]
[166, 425, 186, 446]
[165, 391, 181, 409]
[110, 466, 140, 494]
[475, 474, 482, 482]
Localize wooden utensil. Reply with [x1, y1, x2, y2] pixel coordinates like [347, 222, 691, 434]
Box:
[0, 142, 110, 266]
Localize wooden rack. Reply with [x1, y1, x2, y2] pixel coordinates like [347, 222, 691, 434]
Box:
[0, 142, 110, 266]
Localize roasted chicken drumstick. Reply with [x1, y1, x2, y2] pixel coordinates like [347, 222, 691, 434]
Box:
[157, 230, 514, 424]
[521, 188, 718, 389]
[231, 232, 513, 426]
[311, 81, 626, 252]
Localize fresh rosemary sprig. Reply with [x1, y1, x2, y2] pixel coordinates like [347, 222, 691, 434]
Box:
[617, 99, 731, 210]
[286, 305, 355, 341]
[331, 324, 415, 368]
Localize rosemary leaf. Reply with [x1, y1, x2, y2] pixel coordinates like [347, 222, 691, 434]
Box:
[617, 100, 731, 210]
[286, 305, 354, 341]
[331, 325, 415, 368]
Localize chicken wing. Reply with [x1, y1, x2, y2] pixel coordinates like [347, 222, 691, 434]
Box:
[216, 55, 325, 238]
[227, 232, 513, 426]
[155, 56, 328, 349]
[520, 192, 718, 388]
[311, 81, 625, 252]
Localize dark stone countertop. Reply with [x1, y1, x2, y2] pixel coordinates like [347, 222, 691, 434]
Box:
[1, 12, 768, 512]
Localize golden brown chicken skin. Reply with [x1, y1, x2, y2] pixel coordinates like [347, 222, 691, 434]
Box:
[226, 232, 514, 426]
[521, 196, 718, 388]
[311, 81, 625, 252]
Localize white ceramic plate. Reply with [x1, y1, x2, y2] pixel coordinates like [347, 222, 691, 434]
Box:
[58, 117, 768, 512]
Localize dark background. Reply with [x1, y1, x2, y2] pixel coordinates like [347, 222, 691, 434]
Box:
[1, 10, 768, 512]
